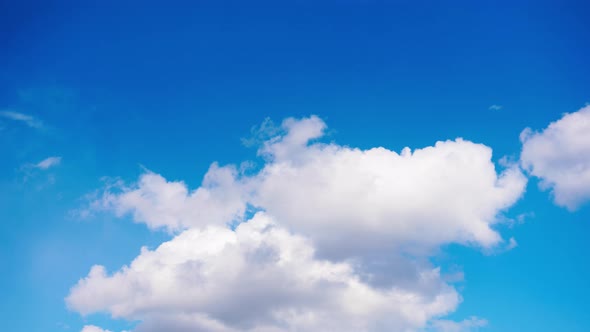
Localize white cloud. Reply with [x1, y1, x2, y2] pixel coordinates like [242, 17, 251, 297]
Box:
[81, 325, 112, 332]
[253, 116, 526, 257]
[71, 115, 527, 331]
[0, 110, 44, 129]
[520, 105, 590, 210]
[506, 237, 518, 251]
[84, 164, 248, 232]
[430, 317, 488, 332]
[18, 156, 62, 185]
[488, 105, 502, 111]
[68, 213, 459, 332]
[35, 156, 62, 170]
[88, 116, 526, 254]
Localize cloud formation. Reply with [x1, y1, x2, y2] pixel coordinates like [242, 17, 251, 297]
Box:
[35, 156, 62, 170]
[429, 317, 487, 332]
[68, 213, 459, 332]
[81, 325, 112, 332]
[520, 105, 590, 210]
[252, 116, 525, 257]
[70, 116, 527, 331]
[0, 110, 44, 129]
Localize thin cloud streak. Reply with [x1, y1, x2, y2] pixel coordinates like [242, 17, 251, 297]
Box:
[0, 110, 44, 129]
[35, 156, 62, 170]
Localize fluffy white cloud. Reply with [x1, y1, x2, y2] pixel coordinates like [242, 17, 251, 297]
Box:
[71, 116, 527, 331]
[85, 164, 248, 232]
[89, 116, 525, 254]
[253, 116, 526, 258]
[81, 325, 112, 332]
[520, 105, 590, 210]
[68, 213, 459, 332]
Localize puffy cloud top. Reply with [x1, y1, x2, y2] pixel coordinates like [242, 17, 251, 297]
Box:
[254, 119, 525, 257]
[68, 213, 459, 332]
[70, 116, 526, 331]
[521, 105, 590, 210]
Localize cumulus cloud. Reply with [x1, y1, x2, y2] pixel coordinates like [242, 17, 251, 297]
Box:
[82, 164, 248, 232]
[253, 116, 526, 257]
[488, 105, 502, 111]
[0, 110, 44, 129]
[70, 115, 527, 331]
[88, 116, 526, 254]
[520, 105, 590, 210]
[81, 325, 112, 332]
[68, 213, 459, 332]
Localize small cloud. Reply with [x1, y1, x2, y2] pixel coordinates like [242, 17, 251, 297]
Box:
[80, 325, 112, 332]
[18, 156, 62, 187]
[506, 237, 518, 251]
[0, 110, 44, 129]
[431, 316, 488, 331]
[241, 117, 281, 147]
[35, 156, 62, 170]
[489, 104, 503, 111]
[56, 322, 70, 330]
[516, 212, 534, 224]
[69, 176, 124, 220]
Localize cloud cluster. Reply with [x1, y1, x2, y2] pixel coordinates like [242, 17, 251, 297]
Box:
[69, 116, 527, 331]
[521, 105, 590, 210]
[69, 213, 459, 332]
[252, 117, 525, 257]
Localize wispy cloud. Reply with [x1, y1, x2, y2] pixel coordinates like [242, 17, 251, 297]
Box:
[489, 104, 503, 111]
[35, 156, 62, 170]
[18, 156, 62, 188]
[431, 316, 488, 331]
[506, 237, 518, 251]
[0, 110, 44, 129]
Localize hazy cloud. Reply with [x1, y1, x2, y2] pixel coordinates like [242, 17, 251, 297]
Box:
[0, 110, 44, 129]
[430, 317, 488, 332]
[35, 156, 62, 170]
[80, 325, 112, 332]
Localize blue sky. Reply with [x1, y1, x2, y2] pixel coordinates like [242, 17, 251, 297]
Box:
[1, 1, 589, 331]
